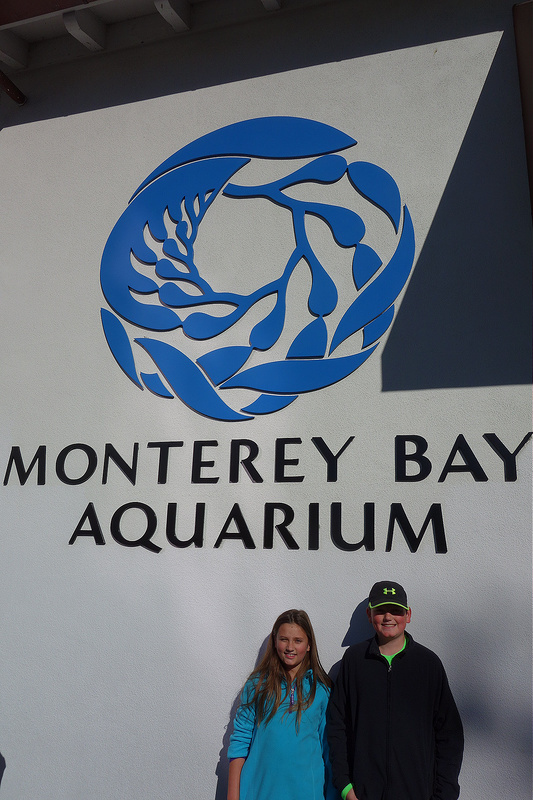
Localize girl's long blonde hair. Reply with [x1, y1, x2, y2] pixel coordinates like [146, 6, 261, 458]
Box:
[243, 609, 331, 729]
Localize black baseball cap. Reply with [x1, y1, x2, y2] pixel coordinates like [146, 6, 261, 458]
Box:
[368, 581, 409, 610]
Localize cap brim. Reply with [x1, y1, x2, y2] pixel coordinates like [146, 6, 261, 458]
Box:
[368, 601, 409, 610]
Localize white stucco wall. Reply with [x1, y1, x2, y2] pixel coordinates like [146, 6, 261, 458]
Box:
[0, 1, 531, 798]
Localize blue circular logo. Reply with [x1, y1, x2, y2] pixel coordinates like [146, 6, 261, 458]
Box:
[100, 117, 415, 421]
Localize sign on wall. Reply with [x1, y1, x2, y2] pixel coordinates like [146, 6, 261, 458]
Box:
[0, 22, 531, 800]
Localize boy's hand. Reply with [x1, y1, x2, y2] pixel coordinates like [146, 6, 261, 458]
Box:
[346, 790, 358, 800]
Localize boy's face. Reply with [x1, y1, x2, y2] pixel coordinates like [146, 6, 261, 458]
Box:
[367, 604, 411, 645]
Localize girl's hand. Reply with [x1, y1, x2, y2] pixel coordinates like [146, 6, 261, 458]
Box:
[346, 789, 358, 800]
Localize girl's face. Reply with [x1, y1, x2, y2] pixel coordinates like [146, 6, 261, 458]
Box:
[275, 623, 310, 679]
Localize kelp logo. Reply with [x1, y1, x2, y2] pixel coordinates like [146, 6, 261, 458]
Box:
[100, 117, 415, 421]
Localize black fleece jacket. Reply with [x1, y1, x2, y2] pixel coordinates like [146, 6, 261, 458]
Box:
[327, 633, 464, 800]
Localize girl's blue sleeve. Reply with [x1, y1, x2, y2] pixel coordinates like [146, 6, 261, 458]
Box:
[320, 688, 341, 800]
[228, 680, 257, 760]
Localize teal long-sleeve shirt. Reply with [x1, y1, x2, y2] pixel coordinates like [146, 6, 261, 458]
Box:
[228, 671, 339, 800]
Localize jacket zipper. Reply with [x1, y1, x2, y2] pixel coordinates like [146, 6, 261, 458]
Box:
[384, 661, 392, 800]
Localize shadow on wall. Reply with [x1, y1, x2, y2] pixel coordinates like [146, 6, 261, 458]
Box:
[445, 618, 532, 796]
[214, 691, 240, 800]
[382, 31, 532, 391]
[329, 601, 371, 682]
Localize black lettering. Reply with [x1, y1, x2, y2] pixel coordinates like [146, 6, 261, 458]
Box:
[330, 502, 375, 551]
[56, 444, 97, 485]
[69, 502, 105, 545]
[110, 503, 161, 553]
[311, 436, 354, 482]
[274, 438, 304, 483]
[483, 432, 532, 481]
[386, 503, 447, 553]
[191, 441, 219, 484]
[229, 439, 263, 483]
[263, 503, 298, 549]
[308, 503, 319, 550]
[102, 442, 139, 485]
[166, 502, 204, 547]
[438, 435, 488, 482]
[395, 436, 431, 481]
[3, 445, 46, 485]
[147, 441, 184, 484]
[213, 504, 255, 548]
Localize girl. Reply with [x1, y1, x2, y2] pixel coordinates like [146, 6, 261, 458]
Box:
[227, 609, 338, 800]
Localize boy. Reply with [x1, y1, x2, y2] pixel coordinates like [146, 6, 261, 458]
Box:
[327, 581, 464, 800]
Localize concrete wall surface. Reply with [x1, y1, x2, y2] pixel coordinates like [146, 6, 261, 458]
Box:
[0, 1, 531, 798]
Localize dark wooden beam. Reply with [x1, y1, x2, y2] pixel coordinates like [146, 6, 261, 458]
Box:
[0, 1, 98, 27]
